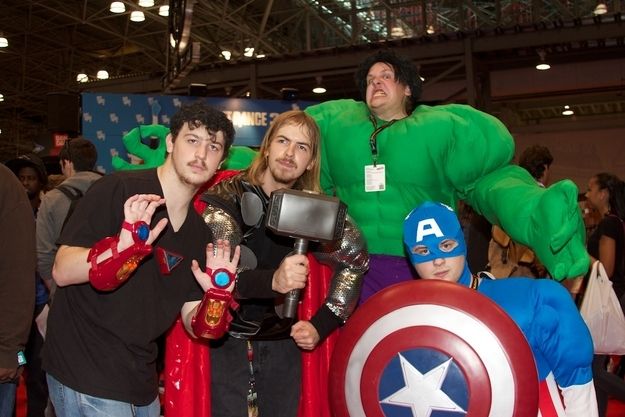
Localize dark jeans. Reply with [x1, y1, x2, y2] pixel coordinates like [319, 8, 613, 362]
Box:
[210, 336, 301, 417]
[25, 318, 48, 417]
[0, 382, 17, 417]
[593, 354, 625, 417]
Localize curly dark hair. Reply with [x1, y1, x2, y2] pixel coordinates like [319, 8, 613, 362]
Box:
[355, 49, 423, 113]
[169, 101, 235, 160]
[594, 172, 625, 220]
[518, 145, 553, 181]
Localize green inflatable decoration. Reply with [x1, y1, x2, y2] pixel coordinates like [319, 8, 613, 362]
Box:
[112, 124, 256, 171]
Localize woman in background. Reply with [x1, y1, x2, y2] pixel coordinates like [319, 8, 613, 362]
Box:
[584, 172, 625, 417]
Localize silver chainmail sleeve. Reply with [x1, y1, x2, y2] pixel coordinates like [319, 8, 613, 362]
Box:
[313, 214, 369, 322]
[199, 177, 258, 272]
[200, 203, 242, 246]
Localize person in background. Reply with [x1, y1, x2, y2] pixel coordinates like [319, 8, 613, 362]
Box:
[37, 137, 101, 298]
[42, 101, 238, 417]
[0, 163, 36, 417]
[403, 201, 598, 417]
[6, 154, 50, 417]
[305, 49, 587, 305]
[519, 144, 554, 188]
[584, 172, 625, 417]
[6, 153, 48, 215]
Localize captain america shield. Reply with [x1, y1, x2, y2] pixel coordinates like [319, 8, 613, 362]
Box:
[330, 280, 538, 417]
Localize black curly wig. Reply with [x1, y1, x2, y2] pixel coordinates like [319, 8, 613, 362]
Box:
[355, 50, 423, 113]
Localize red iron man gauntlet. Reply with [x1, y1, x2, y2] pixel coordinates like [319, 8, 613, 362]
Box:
[191, 268, 237, 339]
[88, 221, 152, 291]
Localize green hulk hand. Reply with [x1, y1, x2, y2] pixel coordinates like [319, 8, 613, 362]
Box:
[528, 180, 589, 280]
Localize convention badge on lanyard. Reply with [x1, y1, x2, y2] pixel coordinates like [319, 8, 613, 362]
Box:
[365, 115, 397, 192]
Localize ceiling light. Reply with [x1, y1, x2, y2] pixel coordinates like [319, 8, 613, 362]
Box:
[255, 53, 266, 59]
[158, 5, 169, 16]
[535, 62, 551, 70]
[221, 50, 231, 60]
[391, 26, 405, 37]
[562, 105, 574, 116]
[0, 93, 4, 102]
[130, 11, 145, 22]
[312, 76, 326, 94]
[96, 70, 109, 80]
[138, 0, 155, 7]
[244, 47, 254, 57]
[535, 49, 550, 71]
[426, 25, 435, 35]
[109, 1, 125, 13]
[0, 35, 8, 48]
[594, 3, 608, 15]
[76, 73, 89, 83]
[419, 76, 425, 82]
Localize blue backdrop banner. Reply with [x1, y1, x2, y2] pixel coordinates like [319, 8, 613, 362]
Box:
[81, 92, 318, 173]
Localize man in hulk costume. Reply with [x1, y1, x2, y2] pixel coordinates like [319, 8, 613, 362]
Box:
[305, 50, 587, 303]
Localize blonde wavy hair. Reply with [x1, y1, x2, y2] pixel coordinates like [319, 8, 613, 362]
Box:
[246, 110, 321, 193]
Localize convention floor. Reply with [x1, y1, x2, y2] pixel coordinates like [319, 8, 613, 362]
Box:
[14, 378, 625, 416]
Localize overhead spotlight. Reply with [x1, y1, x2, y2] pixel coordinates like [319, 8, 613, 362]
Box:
[130, 11, 145, 22]
[312, 76, 326, 94]
[96, 70, 109, 80]
[426, 25, 435, 35]
[391, 26, 405, 37]
[535, 49, 551, 70]
[158, 5, 169, 16]
[0, 93, 4, 102]
[109, 1, 125, 13]
[138, 0, 155, 7]
[221, 50, 231, 60]
[0, 34, 8, 48]
[255, 53, 266, 59]
[76, 73, 89, 83]
[594, 3, 608, 15]
[419, 75, 425, 82]
[562, 105, 574, 116]
[244, 47, 254, 57]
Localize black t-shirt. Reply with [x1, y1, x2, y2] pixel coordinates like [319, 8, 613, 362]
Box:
[587, 214, 625, 298]
[42, 169, 209, 405]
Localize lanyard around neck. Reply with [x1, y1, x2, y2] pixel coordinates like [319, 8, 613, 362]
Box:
[368, 114, 397, 166]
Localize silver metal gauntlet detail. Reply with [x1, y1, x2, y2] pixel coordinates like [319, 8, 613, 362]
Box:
[201, 204, 243, 245]
[315, 215, 369, 322]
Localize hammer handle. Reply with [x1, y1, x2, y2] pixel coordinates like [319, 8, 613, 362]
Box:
[283, 239, 308, 318]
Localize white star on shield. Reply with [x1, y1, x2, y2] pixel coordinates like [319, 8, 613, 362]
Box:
[379, 353, 466, 417]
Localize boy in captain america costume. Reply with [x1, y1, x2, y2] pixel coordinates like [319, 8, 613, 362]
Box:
[403, 201, 598, 417]
[305, 49, 588, 303]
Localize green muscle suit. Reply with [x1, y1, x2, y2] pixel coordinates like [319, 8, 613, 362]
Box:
[306, 99, 588, 287]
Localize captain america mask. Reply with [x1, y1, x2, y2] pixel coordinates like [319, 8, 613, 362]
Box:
[403, 201, 467, 265]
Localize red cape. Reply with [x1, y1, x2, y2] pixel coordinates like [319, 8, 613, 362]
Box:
[163, 170, 337, 417]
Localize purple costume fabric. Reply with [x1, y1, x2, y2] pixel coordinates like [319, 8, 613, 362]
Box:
[359, 254, 418, 305]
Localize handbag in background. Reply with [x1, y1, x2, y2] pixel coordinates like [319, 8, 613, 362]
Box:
[580, 261, 625, 355]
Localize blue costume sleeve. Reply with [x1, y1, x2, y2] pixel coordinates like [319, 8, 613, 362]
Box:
[479, 278, 593, 387]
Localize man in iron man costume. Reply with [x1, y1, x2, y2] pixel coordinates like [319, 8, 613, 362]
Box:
[164, 110, 368, 417]
[403, 201, 598, 417]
